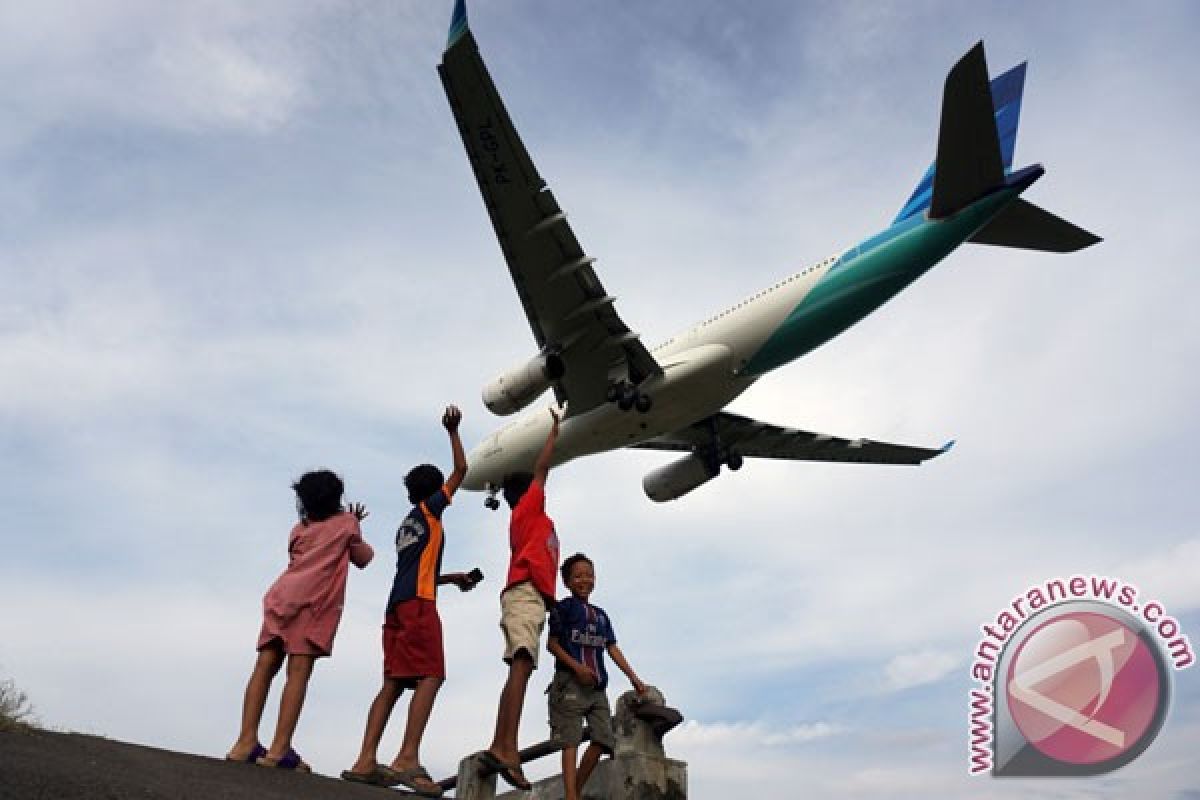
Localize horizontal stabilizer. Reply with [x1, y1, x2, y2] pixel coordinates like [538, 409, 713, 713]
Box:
[929, 42, 1005, 219]
[969, 198, 1102, 252]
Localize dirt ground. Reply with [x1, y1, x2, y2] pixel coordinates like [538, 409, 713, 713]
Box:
[0, 728, 405, 800]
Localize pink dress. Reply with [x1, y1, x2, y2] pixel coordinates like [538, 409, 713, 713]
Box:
[257, 511, 374, 656]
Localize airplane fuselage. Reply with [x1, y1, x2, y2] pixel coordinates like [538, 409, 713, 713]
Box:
[462, 183, 1025, 490]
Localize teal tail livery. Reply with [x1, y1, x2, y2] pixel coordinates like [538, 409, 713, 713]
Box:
[895, 43, 1101, 251]
[437, 4, 1101, 504]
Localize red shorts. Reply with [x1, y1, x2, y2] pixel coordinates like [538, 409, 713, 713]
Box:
[383, 598, 445, 686]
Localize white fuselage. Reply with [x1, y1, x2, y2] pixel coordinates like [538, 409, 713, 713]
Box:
[462, 254, 840, 490]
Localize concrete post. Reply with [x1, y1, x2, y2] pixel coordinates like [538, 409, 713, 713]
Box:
[496, 685, 686, 800]
[456, 752, 498, 800]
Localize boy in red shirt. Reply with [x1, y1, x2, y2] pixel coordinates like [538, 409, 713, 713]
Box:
[480, 409, 561, 790]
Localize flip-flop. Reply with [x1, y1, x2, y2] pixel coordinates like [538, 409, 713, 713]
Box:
[225, 743, 267, 764]
[477, 750, 531, 791]
[379, 765, 443, 797]
[340, 767, 393, 787]
[257, 747, 312, 773]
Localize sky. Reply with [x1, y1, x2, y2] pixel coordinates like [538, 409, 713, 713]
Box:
[2, 1, 1198, 797]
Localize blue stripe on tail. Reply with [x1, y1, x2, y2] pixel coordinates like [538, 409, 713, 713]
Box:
[892, 61, 1027, 224]
[447, 0, 469, 49]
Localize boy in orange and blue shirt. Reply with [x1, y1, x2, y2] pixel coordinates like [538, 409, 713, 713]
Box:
[344, 406, 477, 797]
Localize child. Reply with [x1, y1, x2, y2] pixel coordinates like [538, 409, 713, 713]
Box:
[548, 553, 646, 800]
[479, 408, 562, 791]
[227, 469, 374, 771]
[342, 405, 476, 797]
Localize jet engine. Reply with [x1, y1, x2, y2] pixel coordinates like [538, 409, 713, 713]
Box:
[642, 454, 718, 503]
[482, 352, 566, 416]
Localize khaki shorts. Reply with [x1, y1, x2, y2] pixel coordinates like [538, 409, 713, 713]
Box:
[500, 581, 547, 667]
[548, 670, 615, 752]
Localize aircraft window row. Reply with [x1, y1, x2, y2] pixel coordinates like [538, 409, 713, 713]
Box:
[696, 256, 837, 328]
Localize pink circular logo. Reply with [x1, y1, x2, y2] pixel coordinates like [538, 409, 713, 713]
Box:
[1005, 611, 1163, 766]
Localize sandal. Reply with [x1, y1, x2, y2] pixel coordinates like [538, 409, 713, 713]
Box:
[256, 747, 312, 773]
[225, 743, 266, 764]
[378, 765, 443, 797]
[477, 750, 531, 791]
[341, 766, 393, 786]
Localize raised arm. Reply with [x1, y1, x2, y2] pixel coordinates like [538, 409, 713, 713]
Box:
[346, 507, 375, 569]
[442, 405, 468, 496]
[532, 408, 560, 487]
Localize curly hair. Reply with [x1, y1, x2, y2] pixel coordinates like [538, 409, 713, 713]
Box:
[292, 469, 345, 523]
[501, 471, 533, 509]
[405, 464, 444, 505]
[560, 552, 593, 585]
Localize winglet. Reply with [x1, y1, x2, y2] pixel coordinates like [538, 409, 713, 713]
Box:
[447, 0, 468, 50]
[940, 440, 956, 454]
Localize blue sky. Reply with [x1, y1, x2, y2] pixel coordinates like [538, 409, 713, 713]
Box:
[2, 1, 1198, 797]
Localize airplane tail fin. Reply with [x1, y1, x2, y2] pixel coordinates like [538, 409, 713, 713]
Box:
[892, 43, 1099, 251]
[894, 45, 1025, 223]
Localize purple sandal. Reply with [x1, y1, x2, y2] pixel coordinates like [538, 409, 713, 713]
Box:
[225, 743, 267, 764]
[257, 747, 312, 773]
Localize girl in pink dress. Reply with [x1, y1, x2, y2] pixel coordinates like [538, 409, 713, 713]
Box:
[226, 469, 374, 771]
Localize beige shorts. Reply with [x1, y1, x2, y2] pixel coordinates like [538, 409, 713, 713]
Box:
[500, 581, 547, 667]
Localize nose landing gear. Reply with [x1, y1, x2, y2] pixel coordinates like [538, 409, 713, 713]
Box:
[484, 484, 500, 510]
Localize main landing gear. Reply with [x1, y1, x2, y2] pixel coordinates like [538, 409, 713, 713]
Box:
[606, 381, 653, 413]
[699, 415, 742, 474]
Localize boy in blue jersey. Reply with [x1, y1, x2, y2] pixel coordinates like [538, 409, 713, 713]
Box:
[547, 553, 646, 800]
[343, 406, 477, 797]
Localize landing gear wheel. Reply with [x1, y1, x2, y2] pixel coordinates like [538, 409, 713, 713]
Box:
[634, 393, 653, 413]
[726, 452, 744, 471]
[484, 485, 501, 511]
[617, 385, 637, 411]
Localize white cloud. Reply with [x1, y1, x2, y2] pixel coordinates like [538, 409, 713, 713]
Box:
[146, 35, 303, 134]
[672, 719, 842, 748]
[3, 3, 1200, 800]
[1119, 538, 1200, 613]
[883, 650, 960, 692]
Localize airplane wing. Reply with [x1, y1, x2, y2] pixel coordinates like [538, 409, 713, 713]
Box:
[438, 13, 661, 416]
[631, 411, 953, 465]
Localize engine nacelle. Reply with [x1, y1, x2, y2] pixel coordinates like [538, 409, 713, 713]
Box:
[642, 454, 718, 503]
[482, 352, 566, 416]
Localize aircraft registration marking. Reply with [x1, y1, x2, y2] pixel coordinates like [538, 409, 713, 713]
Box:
[477, 119, 510, 185]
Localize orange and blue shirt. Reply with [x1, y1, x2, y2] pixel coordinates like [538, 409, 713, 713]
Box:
[549, 596, 616, 690]
[387, 486, 451, 610]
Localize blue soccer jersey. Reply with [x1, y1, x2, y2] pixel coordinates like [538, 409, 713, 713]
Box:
[549, 596, 617, 690]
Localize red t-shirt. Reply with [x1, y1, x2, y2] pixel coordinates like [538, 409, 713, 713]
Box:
[505, 479, 560, 602]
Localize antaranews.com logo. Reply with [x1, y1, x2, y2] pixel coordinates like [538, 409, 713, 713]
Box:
[967, 575, 1193, 776]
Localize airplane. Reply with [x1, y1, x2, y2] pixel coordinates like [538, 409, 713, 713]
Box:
[436, 1, 1100, 505]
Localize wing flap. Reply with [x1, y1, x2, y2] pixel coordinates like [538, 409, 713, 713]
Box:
[632, 412, 951, 466]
